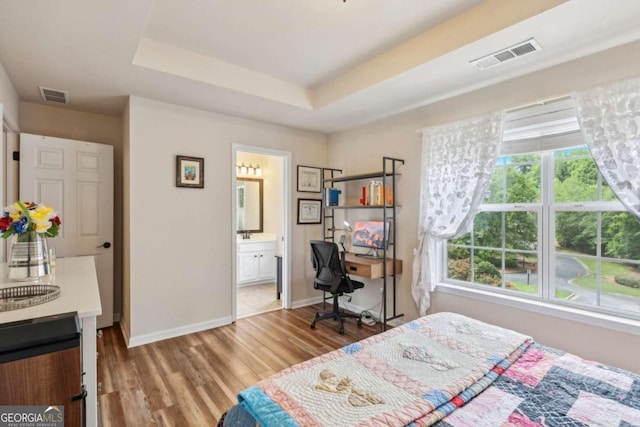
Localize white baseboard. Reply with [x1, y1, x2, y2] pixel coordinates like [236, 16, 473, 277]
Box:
[338, 299, 404, 327]
[126, 316, 233, 348]
[237, 279, 276, 288]
[294, 297, 380, 320]
[339, 300, 371, 318]
[291, 296, 323, 309]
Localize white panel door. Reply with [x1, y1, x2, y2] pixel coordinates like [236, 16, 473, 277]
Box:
[20, 133, 114, 328]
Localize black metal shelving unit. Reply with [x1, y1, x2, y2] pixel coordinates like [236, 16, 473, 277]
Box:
[321, 157, 404, 330]
[321, 167, 343, 243]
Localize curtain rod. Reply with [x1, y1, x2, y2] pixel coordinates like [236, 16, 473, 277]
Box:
[506, 94, 572, 114]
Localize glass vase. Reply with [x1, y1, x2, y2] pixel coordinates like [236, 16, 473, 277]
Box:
[7, 231, 51, 281]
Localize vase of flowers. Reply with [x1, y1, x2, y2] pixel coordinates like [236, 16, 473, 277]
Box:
[1, 201, 61, 281]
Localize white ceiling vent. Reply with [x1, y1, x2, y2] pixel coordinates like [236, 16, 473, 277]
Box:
[38, 86, 69, 104]
[470, 38, 542, 70]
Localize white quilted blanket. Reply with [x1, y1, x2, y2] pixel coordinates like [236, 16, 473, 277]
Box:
[238, 312, 532, 427]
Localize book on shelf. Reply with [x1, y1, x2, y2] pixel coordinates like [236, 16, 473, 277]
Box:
[325, 188, 341, 206]
[359, 181, 393, 206]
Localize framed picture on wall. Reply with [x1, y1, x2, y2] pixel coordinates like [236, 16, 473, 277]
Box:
[297, 165, 322, 193]
[176, 155, 204, 188]
[297, 199, 322, 224]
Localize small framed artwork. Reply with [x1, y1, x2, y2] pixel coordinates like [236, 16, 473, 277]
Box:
[176, 155, 204, 188]
[297, 199, 322, 224]
[297, 165, 322, 193]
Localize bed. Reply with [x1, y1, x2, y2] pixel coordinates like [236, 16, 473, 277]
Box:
[218, 312, 640, 427]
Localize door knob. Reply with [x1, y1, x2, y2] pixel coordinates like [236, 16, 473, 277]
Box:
[97, 242, 111, 249]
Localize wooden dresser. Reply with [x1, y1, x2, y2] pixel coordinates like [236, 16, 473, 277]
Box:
[0, 312, 82, 427]
[0, 257, 102, 427]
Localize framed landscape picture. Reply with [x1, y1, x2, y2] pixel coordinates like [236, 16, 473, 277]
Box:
[176, 155, 204, 188]
[297, 165, 322, 193]
[297, 199, 321, 224]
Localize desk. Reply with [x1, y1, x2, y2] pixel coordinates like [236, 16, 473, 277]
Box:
[344, 253, 402, 279]
[0, 257, 101, 427]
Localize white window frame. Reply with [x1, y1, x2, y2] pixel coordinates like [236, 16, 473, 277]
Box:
[438, 100, 640, 335]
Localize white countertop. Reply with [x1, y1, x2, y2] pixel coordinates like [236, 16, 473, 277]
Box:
[237, 233, 277, 243]
[0, 256, 102, 323]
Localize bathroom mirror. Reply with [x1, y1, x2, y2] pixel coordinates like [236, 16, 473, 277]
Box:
[236, 178, 263, 233]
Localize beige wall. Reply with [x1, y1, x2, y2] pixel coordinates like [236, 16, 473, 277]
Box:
[259, 155, 284, 245]
[0, 61, 19, 131]
[126, 96, 326, 343]
[19, 102, 124, 321]
[327, 40, 640, 372]
[431, 292, 640, 373]
[1, 61, 19, 223]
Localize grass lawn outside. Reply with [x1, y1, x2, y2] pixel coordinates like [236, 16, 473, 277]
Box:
[555, 289, 573, 299]
[510, 282, 538, 294]
[570, 257, 640, 298]
[510, 281, 573, 299]
[449, 249, 640, 299]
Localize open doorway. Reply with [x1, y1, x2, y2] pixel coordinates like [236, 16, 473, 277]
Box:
[232, 145, 290, 320]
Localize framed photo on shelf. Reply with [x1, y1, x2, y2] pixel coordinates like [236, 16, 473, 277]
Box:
[176, 155, 204, 188]
[297, 199, 322, 224]
[297, 165, 322, 193]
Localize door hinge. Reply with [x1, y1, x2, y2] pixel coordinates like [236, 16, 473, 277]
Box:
[12, 151, 19, 161]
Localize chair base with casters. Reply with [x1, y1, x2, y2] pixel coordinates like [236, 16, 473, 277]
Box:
[309, 240, 365, 335]
[310, 292, 363, 335]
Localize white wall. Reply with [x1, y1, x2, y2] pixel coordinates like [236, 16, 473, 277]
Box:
[121, 99, 131, 341]
[126, 96, 326, 344]
[327, 40, 640, 373]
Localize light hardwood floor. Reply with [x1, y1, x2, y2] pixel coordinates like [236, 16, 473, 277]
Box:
[97, 305, 381, 426]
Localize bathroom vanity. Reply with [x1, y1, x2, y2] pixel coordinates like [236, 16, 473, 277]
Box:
[237, 238, 277, 285]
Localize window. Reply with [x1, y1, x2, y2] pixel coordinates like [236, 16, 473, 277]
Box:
[446, 106, 640, 319]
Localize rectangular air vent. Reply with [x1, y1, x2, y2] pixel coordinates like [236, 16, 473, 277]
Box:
[470, 38, 542, 70]
[39, 87, 69, 104]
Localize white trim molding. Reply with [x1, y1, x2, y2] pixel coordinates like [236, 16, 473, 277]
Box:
[291, 296, 323, 309]
[436, 282, 640, 336]
[126, 317, 233, 348]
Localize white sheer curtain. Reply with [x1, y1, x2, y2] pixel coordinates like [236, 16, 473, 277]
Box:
[573, 76, 640, 220]
[412, 111, 504, 315]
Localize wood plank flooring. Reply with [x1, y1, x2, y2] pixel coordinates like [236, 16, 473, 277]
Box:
[97, 305, 382, 426]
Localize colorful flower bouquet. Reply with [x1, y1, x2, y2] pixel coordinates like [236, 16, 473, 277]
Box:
[0, 201, 62, 239]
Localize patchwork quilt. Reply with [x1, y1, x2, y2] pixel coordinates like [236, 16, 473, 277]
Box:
[220, 314, 640, 427]
[435, 343, 640, 427]
[235, 312, 532, 427]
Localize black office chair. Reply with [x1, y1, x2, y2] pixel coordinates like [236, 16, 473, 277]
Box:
[309, 240, 364, 334]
